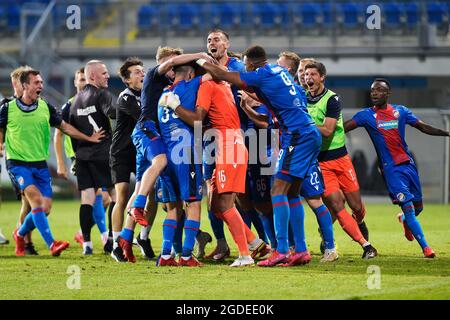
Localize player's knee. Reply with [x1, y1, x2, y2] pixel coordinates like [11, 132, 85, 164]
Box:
[152, 154, 167, 171]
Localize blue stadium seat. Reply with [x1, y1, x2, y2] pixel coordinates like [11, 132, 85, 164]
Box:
[404, 2, 419, 28]
[252, 2, 278, 29]
[166, 3, 179, 28]
[298, 2, 320, 28]
[277, 3, 291, 27]
[137, 4, 157, 31]
[321, 3, 333, 28]
[210, 3, 238, 29]
[427, 2, 448, 24]
[383, 2, 402, 28]
[178, 3, 201, 30]
[340, 2, 361, 28]
[7, 4, 20, 32]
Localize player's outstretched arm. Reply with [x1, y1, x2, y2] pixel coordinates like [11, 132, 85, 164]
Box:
[58, 121, 105, 143]
[413, 120, 450, 137]
[158, 53, 214, 76]
[239, 92, 269, 129]
[53, 128, 68, 179]
[197, 59, 246, 89]
[160, 91, 206, 127]
[344, 119, 358, 133]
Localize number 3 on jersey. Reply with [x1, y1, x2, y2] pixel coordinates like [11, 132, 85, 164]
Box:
[160, 106, 179, 123]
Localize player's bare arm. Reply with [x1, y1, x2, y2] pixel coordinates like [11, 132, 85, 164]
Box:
[344, 119, 357, 133]
[239, 94, 269, 129]
[58, 120, 105, 143]
[317, 117, 338, 138]
[197, 60, 246, 89]
[413, 121, 450, 137]
[53, 128, 68, 179]
[158, 53, 213, 76]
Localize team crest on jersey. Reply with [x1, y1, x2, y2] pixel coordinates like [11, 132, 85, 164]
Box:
[157, 188, 163, 200]
[396, 193, 405, 202]
[293, 98, 301, 107]
[17, 176, 24, 187]
[393, 110, 400, 118]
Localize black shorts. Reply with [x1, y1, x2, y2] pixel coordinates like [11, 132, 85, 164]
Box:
[76, 159, 113, 190]
[111, 162, 136, 185]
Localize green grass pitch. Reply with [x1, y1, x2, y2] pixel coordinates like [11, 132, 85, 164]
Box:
[0, 200, 449, 300]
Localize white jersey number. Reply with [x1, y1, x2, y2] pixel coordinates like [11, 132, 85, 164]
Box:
[280, 71, 296, 96]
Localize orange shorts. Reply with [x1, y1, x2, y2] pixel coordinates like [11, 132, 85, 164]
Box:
[319, 154, 360, 197]
[211, 137, 248, 194]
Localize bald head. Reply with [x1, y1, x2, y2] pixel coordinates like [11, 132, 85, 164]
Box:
[85, 60, 109, 88]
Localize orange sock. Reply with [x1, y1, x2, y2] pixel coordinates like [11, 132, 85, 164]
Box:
[243, 223, 256, 244]
[220, 207, 250, 256]
[336, 209, 365, 245]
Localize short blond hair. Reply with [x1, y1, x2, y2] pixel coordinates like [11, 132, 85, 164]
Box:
[156, 46, 183, 63]
[279, 51, 300, 76]
[10, 65, 33, 81]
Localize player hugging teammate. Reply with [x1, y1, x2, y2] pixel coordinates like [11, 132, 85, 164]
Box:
[5, 30, 449, 264]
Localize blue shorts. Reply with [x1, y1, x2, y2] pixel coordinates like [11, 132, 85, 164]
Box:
[248, 164, 273, 203]
[300, 161, 325, 198]
[275, 126, 321, 182]
[132, 121, 166, 182]
[8, 164, 53, 198]
[384, 162, 422, 205]
[156, 160, 203, 203]
[202, 140, 215, 181]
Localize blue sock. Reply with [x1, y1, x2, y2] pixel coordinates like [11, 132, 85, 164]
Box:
[18, 212, 35, 237]
[182, 219, 200, 257]
[93, 195, 107, 234]
[31, 208, 54, 248]
[173, 212, 185, 255]
[120, 228, 134, 242]
[260, 214, 277, 248]
[162, 219, 177, 256]
[132, 194, 147, 209]
[288, 223, 295, 248]
[313, 205, 335, 250]
[402, 201, 428, 249]
[288, 196, 307, 253]
[250, 209, 268, 244]
[208, 209, 225, 240]
[271, 194, 290, 254]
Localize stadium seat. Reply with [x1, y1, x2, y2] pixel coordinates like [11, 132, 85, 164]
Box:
[298, 2, 320, 28]
[178, 3, 201, 31]
[383, 2, 403, 28]
[321, 3, 334, 28]
[404, 2, 419, 28]
[137, 4, 157, 31]
[340, 2, 362, 29]
[7, 4, 21, 32]
[427, 2, 448, 24]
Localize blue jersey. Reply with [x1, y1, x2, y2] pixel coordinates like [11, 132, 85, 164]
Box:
[239, 64, 315, 139]
[226, 57, 248, 130]
[157, 76, 202, 151]
[351, 104, 419, 169]
[140, 65, 171, 125]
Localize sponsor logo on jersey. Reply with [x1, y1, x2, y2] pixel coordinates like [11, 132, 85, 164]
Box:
[77, 105, 97, 116]
[377, 120, 398, 130]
